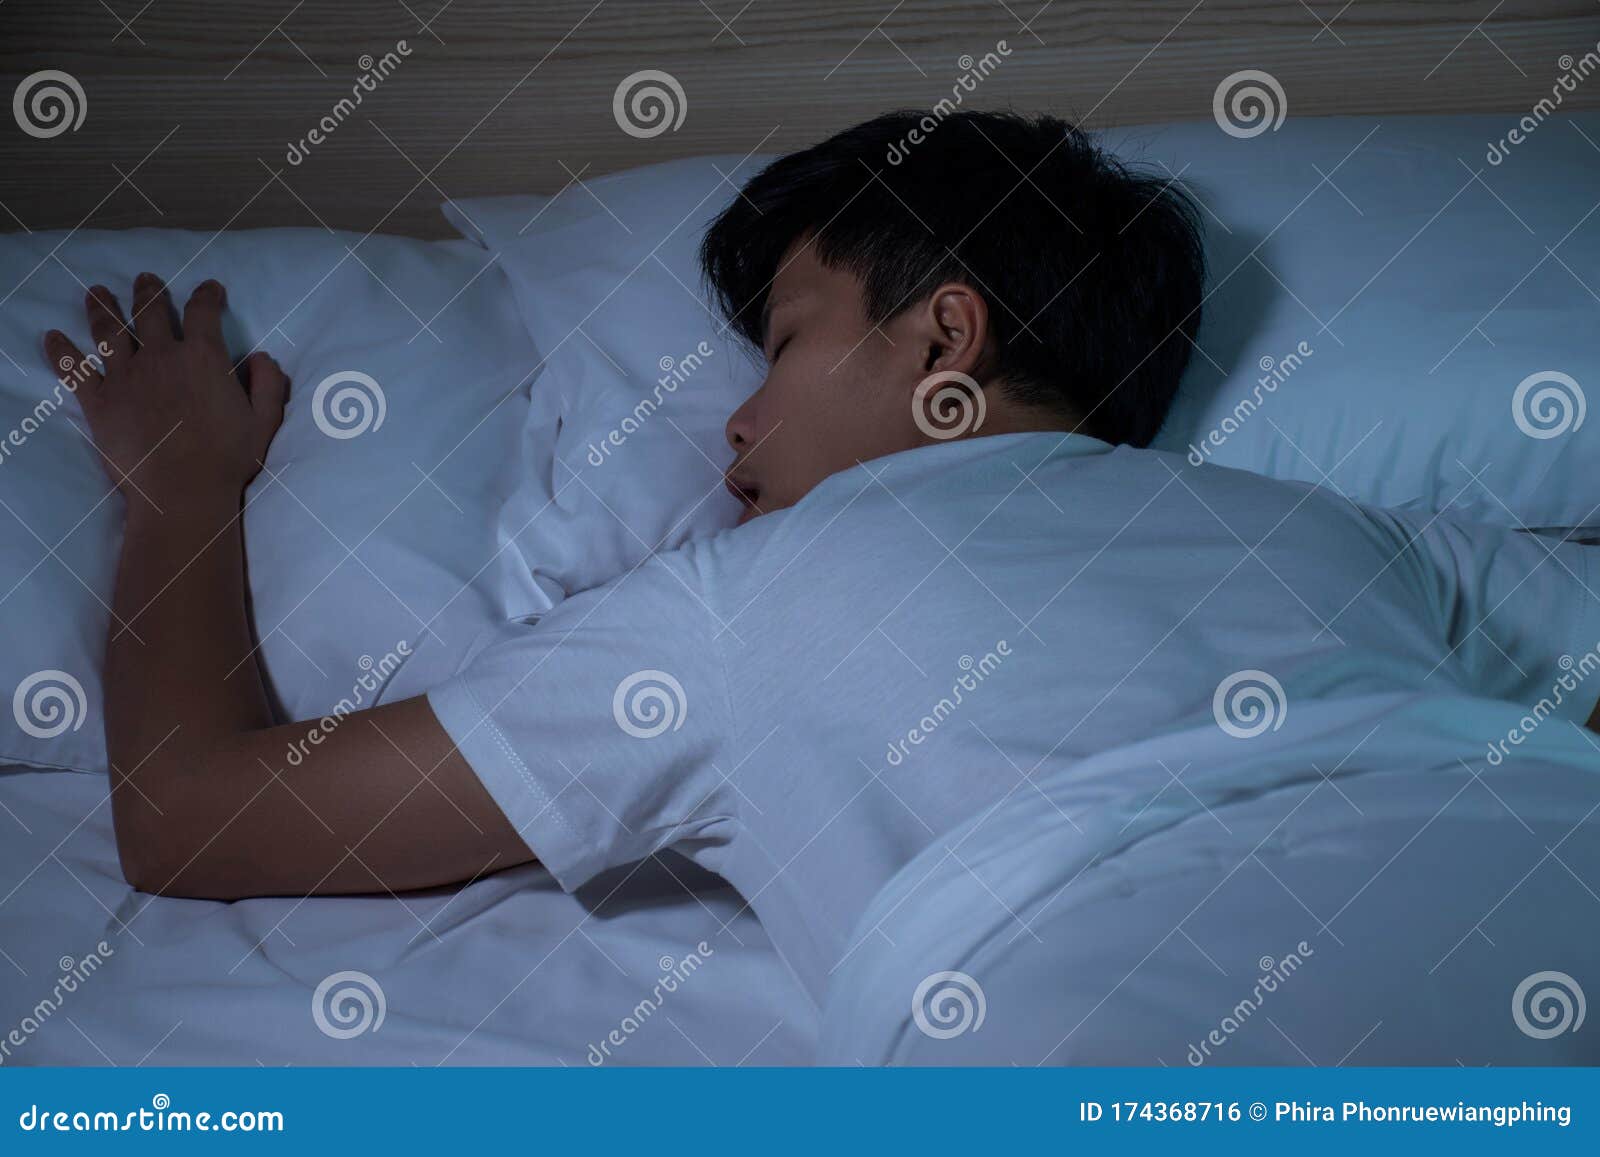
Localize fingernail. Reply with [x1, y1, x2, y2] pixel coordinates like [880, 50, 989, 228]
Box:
[44, 329, 62, 342]
[136, 272, 162, 291]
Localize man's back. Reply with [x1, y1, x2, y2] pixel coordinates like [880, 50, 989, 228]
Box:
[429, 430, 1598, 998]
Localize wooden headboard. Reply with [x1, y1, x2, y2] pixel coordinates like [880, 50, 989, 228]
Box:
[2, 0, 1598, 237]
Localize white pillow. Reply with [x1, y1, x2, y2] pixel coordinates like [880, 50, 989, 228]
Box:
[0, 227, 550, 772]
[1136, 112, 1600, 527]
[443, 155, 763, 594]
[450, 112, 1600, 561]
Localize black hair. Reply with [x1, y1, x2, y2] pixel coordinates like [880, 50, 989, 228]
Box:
[700, 110, 1207, 447]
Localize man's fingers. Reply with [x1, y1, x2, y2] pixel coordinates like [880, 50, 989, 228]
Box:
[43, 329, 103, 396]
[244, 351, 289, 441]
[85, 285, 134, 362]
[182, 280, 227, 353]
[131, 272, 179, 347]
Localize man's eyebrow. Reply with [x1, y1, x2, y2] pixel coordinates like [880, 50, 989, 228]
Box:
[759, 297, 781, 346]
[760, 293, 800, 346]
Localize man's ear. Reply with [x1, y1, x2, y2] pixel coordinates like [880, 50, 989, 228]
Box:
[892, 282, 995, 443]
[920, 282, 990, 376]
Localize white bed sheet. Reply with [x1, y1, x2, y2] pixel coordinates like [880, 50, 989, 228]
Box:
[0, 766, 816, 1066]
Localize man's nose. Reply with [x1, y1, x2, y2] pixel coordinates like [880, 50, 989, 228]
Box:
[725, 399, 755, 451]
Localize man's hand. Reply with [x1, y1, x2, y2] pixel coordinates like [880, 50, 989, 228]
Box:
[43, 274, 286, 513]
[40, 273, 532, 900]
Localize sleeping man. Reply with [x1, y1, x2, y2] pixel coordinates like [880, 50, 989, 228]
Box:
[41, 110, 1600, 998]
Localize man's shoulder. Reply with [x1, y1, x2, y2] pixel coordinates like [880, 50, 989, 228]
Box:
[689, 434, 1097, 579]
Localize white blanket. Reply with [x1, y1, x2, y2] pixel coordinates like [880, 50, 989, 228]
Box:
[821, 692, 1600, 1065]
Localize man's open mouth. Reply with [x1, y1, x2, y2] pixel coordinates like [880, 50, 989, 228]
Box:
[725, 474, 761, 517]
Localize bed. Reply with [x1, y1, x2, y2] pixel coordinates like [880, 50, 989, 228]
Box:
[2, 0, 1599, 1067]
[0, 220, 818, 1066]
[0, 768, 816, 1065]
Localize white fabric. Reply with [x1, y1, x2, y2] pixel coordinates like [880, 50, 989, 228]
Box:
[443, 155, 763, 595]
[819, 692, 1600, 1065]
[1141, 112, 1600, 527]
[0, 227, 555, 772]
[0, 766, 815, 1065]
[427, 431, 1599, 1003]
[446, 111, 1600, 568]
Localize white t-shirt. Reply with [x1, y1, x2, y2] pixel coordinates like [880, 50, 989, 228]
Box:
[427, 431, 1599, 1001]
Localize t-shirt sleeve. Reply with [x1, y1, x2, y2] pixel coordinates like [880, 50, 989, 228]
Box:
[1379, 510, 1600, 723]
[425, 547, 735, 891]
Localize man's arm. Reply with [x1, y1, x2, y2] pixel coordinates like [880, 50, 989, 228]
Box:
[47, 274, 532, 900]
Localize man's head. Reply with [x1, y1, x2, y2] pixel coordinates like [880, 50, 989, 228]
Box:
[701, 110, 1206, 523]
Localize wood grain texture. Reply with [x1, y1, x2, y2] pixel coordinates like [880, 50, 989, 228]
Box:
[1, 0, 1597, 237]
